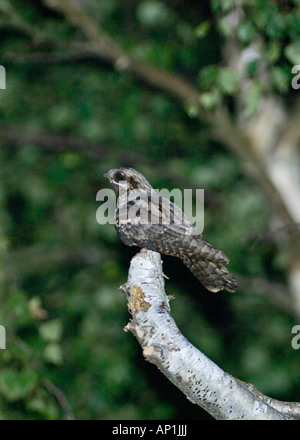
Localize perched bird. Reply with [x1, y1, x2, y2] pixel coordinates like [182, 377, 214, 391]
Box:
[104, 167, 237, 293]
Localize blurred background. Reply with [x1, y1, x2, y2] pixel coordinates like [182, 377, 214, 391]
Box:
[0, 0, 299, 420]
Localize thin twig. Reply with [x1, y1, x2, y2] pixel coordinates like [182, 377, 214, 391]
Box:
[43, 378, 75, 420]
[0, 126, 105, 157]
[237, 379, 300, 420]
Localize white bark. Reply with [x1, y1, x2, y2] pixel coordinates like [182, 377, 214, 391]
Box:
[224, 13, 300, 317]
[122, 249, 293, 420]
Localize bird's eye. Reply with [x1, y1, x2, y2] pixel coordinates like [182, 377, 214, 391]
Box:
[114, 171, 125, 181]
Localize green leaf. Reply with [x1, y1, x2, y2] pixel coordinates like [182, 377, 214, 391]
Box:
[0, 369, 38, 401]
[199, 65, 219, 89]
[39, 319, 63, 342]
[285, 41, 300, 65]
[27, 397, 47, 414]
[237, 22, 256, 44]
[194, 21, 210, 39]
[44, 343, 63, 365]
[184, 102, 199, 118]
[6, 291, 32, 327]
[136, 1, 173, 27]
[218, 68, 238, 95]
[211, 0, 235, 12]
[27, 396, 59, 419]
[266, 42, 281, 63]
[246, 59, 259, 77]
[218, 17, 234, 37]
[271, 67, 289, 93]
[244, 82, 262, 116]
[199, 90, 221, 110]
[61, 152, 81, 170]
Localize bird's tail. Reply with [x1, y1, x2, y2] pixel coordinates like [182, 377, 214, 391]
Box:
[181, 254, 237, 293]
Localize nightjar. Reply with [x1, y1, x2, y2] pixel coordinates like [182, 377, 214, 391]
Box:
[104, 167, 237, 293]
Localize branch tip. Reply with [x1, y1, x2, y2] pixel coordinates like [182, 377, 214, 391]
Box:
[143, 346, 155, 358]
[124, 321, 135, 333]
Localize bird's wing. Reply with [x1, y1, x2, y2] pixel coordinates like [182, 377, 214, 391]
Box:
[118, 191, 229, 264]
[148, 191, 197, 233]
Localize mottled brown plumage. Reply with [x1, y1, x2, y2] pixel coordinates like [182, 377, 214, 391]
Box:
[104, 167, 237, 293]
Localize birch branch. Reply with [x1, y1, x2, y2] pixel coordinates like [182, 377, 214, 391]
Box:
[122, 249, 294, 420]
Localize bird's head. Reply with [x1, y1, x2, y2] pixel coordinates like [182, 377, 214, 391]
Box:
[103, 167, 153, 192]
